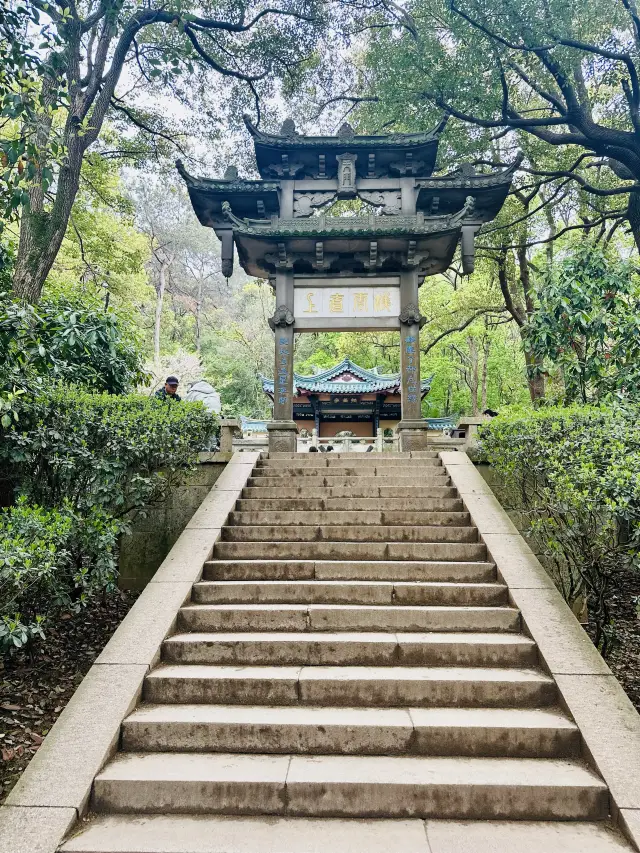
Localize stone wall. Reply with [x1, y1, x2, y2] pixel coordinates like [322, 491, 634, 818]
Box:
[118, 454, 231, 590]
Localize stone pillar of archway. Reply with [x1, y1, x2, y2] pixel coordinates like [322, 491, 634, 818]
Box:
[268, 270, 298, 453]
[397, 270, 429, 452]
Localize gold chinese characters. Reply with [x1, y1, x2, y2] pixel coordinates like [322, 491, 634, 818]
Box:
[304, 292, 318, 313]
[298, 287, 397, 317]
[374, 292, 392, 312]
[328, 293, 344, 313]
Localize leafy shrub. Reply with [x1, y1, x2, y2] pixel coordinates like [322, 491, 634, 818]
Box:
[0, 292, 146, 398]
[479, 406, 640, 654]
[1, 387, 217, 519]
[0, 500, 122, 654]
[525, 245, 640, 404]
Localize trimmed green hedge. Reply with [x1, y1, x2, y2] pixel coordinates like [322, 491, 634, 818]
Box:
[0, 388, 216, 655]
[479, 405, 640, 654]
[1, 387, 216, 515]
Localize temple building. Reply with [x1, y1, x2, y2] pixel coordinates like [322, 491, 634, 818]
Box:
[260, 358, 432, 437]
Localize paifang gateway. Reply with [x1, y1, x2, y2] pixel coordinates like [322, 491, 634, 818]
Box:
[179, 115, 517, 452]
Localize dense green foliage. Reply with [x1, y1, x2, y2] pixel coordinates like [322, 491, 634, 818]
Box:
[0, 292, 147, 398]
[357, 0, 640, 247]
[0, 2, 66, 225]
[1, 388, 216, 519]
[0, 388, 216, 656]
[525, 246, 640, 404]
[0, 500, 120, 652]
[480, 406, 640, 654]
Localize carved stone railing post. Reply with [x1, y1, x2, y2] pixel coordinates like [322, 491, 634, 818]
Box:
[218, 418, 240, 454]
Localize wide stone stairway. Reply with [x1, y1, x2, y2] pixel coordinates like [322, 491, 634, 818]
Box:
[62, 452, 634, 852]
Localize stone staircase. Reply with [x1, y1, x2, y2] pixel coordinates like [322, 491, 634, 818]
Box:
[62, 452, 633, 852]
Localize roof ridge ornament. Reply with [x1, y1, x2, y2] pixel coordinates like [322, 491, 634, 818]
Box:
[175, 159, 193, 182]
[223, 165, 239, 180]
[280, 118, 298, 137]
[337, 121, 355, 139]
[450, 195, 477, 226]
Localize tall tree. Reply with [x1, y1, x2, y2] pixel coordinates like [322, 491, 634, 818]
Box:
[7, 0, 400, 303]
[356, 0, 640, 251]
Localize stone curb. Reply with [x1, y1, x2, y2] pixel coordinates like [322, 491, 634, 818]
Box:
[441, 451, 640, 852]
[0, 452, 256, 853]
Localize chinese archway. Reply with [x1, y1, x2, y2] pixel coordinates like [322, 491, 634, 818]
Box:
[178, 116, 517, 451]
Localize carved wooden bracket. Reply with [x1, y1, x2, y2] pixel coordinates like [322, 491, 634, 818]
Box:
[268, 305, 295, 330]
[399, 303, 426, 328]
[358, 190, 402, 215]
[293, 191, 336, 218]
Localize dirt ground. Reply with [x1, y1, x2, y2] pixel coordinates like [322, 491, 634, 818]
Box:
[589, 569, 640, 713]
[0, 590, 137, 804]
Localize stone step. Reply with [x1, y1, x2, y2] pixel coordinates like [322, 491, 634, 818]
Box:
[92, 752, 608, 819]
[247, 475, 450, 488]
[228, 510, 471, 527]
[144, 664, 557, 707]
[58, 814, 638, 853]
[177, 604, 520, 633]
[257, 457, 442, 467]
[250, 468, 448, 479]
[203, 560, 497, 583]
[221, 526, 477, 544]
[269, 452, 440, 459]
[254, 462, 442, 473]
[192, 580, 508, 606]
[213, 542, 487, 562]
[242, 486, 459, 499]
[236, 497, 465, 512]
[162, 632, 537, 667]
[121, 704, 579, 758]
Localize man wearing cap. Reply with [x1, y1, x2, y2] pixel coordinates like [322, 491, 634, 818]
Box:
[155, 376, 182, 402]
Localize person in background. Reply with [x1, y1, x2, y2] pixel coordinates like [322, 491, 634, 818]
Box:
[155, 375, 181, 401]
[309, 446, 319, 453]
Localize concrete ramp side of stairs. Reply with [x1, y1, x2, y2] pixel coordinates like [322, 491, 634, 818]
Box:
[0, 451, 263, 853]
[1, 449, 640, 853]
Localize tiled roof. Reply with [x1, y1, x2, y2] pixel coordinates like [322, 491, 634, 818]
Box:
[261, 358, 432, 395]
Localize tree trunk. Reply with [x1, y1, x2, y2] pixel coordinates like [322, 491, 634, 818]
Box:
[468, 337, 479, 415]
[628, 191, 640, 255]
[480, 336, 490, 412]
[154, 264, 167, 365]
[13, 212, 71, 302]
[12, 84, 81, 302]
[523, 339, 546, 402]
[195, 278, 202, 357]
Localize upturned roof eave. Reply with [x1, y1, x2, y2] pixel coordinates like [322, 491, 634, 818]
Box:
[242, 114, 448, 150]
[416, 152, 523, 190]
[260, 361, 433, 396]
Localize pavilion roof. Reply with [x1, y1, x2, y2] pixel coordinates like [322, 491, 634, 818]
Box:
[221, 201, 476, 238]
[243, 115, 447, 150]
[261, 358, 432, 396]
[243, 115, 447, 180]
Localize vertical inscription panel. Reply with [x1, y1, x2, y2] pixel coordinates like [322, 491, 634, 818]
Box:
[273, 329, 294, 421]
